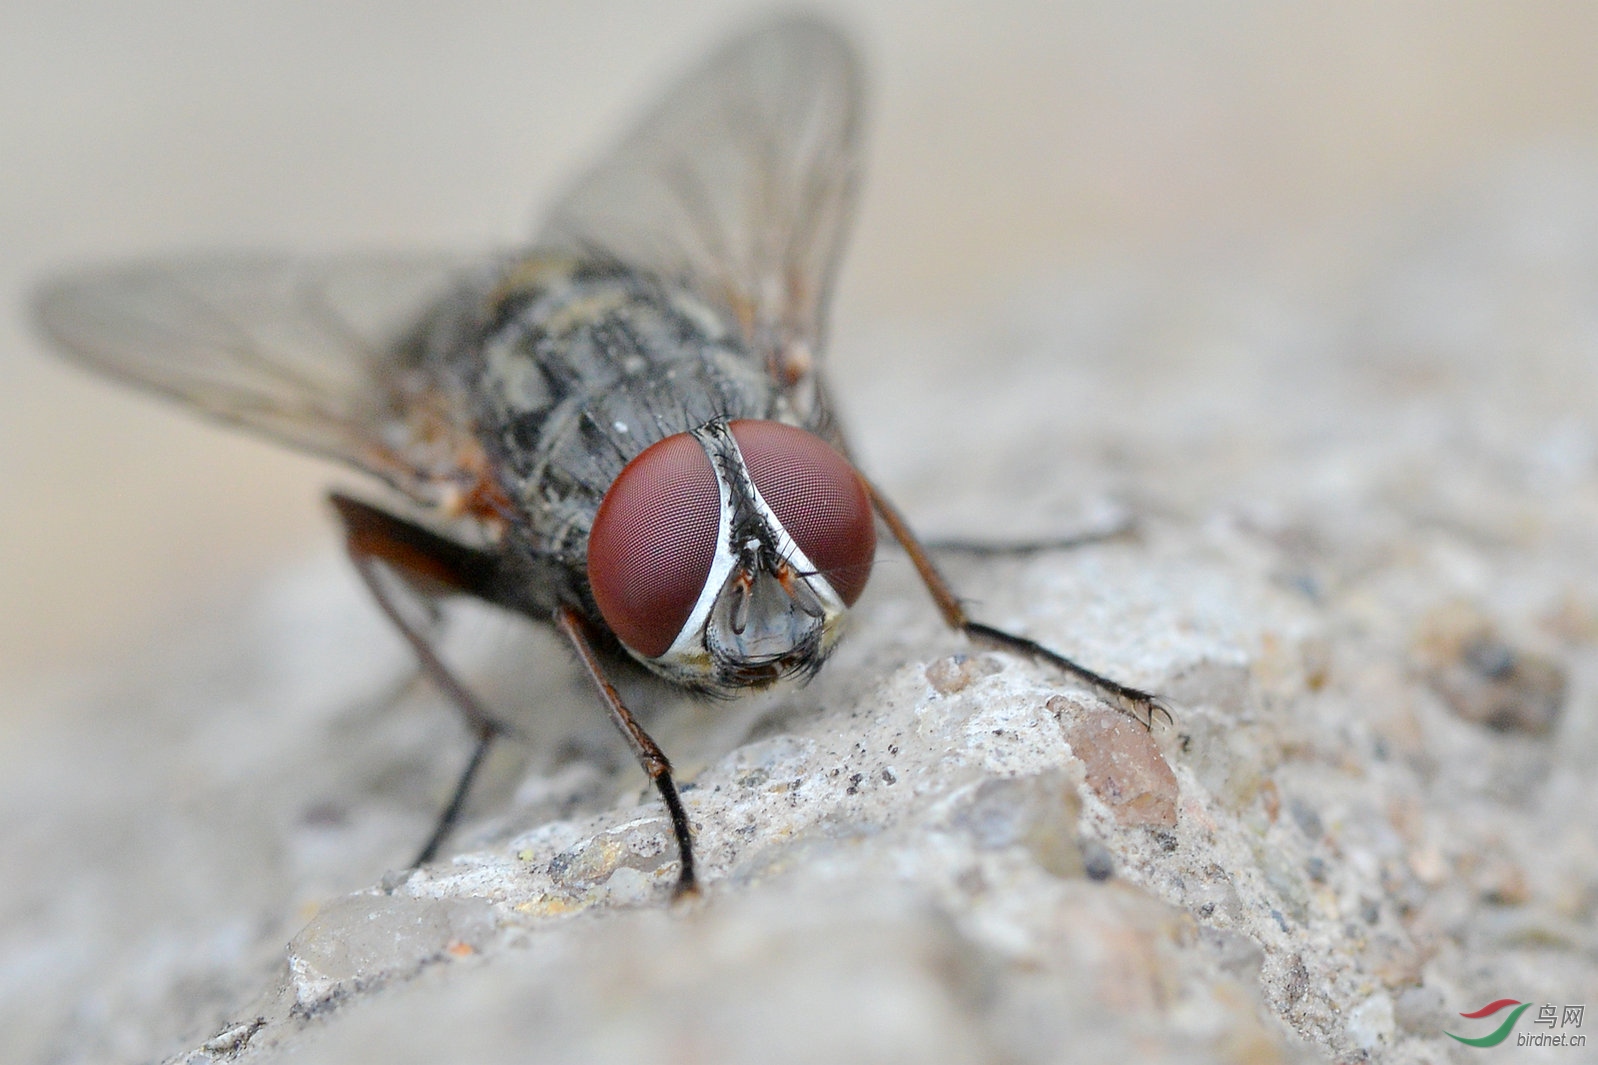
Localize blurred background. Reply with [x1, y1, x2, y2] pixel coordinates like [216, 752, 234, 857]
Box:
[6, 0, 1598, 708]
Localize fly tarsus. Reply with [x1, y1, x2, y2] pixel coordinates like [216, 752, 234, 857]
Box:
[654, 765, 700, 900]
[924, 515, 1137, 557]
[411, 723, 500, 867]
[964, 620, 1173, 730]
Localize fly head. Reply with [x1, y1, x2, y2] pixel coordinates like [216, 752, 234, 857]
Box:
[586, 418, 875, 694]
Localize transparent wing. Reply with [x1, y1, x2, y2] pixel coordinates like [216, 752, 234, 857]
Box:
[538, 16, 864, 388]
[34, 253, 477, 493]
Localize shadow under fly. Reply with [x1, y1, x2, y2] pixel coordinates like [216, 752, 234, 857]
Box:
[34, 15, 1167, 899]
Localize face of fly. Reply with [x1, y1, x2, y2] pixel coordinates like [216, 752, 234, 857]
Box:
[586, 418, 876, 695]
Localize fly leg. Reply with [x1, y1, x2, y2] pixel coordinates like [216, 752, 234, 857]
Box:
[332, 493, 698, 896]
[330, 492, 509, 866]
[922, 513, 1136, 556]
[863, 479, 1170, 728]
[553, 605, 698, 899]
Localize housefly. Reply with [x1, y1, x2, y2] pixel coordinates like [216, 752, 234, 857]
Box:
[34, 16, 1163, 898]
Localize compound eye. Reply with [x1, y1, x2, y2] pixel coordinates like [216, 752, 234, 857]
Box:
[588, 432, 721, 658]
[730, 420, 876, 605]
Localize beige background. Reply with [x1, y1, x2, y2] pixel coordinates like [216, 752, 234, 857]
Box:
[6, 0, 1598, 702]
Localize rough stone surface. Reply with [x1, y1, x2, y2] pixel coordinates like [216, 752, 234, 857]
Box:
[6, 155, 1598, 1064]
[1059, 699, 1181, 828]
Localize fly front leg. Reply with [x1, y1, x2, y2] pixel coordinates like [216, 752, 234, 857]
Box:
[330, 492, 511, 866]
[554, 605, 698, 899]
[863, 480, 1170, 728]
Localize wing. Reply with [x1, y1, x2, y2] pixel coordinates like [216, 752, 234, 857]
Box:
[537, 16, 865, 396]
[34, 253, 482, 497]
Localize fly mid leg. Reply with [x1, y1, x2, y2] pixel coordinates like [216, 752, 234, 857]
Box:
[862, 479, 1171, 729]
[330, 492, 698, 896]
[331, 492, 511, 866]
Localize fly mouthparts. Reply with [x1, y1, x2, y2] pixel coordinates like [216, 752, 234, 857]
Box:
[729, 569, 754, 636]
[774, 558, 827, 619]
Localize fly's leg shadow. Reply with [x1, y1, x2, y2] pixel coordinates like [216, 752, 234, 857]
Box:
[862, 480, 1171, 729]
[330, 492, 698, 895]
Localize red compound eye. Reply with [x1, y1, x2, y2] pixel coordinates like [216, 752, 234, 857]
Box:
[730, 420, 876, 605]
[588, 432, 721, 658]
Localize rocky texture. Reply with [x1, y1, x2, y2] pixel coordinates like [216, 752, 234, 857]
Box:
[6, 155, 1598, 1064]
[1060, 700, 1181, 828]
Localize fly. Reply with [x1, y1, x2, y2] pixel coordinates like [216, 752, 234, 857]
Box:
[33, 16, 1165, 899]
